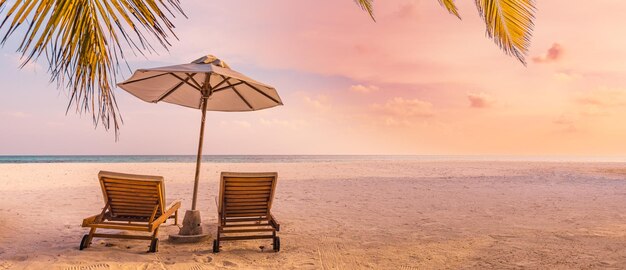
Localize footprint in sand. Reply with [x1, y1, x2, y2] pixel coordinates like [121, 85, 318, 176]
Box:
[189, 264, 212, 270]
[222, 261, 238, 267]
[0, 262, 13, 270]
[64, 263, 110, 270]
[295, 261, 317, 270]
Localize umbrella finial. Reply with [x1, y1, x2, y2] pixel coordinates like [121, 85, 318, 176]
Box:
[191, 54, 230, 69]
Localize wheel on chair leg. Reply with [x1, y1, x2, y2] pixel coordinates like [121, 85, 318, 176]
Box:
[149, 238, 159, 253]
[273, 236, 280, 252]
[79, 234, 90, 250]
[213, 239, 220, 253]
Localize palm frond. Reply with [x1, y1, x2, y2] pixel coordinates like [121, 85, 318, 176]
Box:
[354, 0, 375, 21]
[475, 0, 535, 64]
[438, 0, 461, 19]
[0, 0, 185, 135]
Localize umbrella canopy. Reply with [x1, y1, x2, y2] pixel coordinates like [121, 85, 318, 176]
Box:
[117, 55, 282, 216]
[119, 55, 282, 111]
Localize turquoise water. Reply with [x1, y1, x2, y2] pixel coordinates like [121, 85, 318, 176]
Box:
[0, 155, 625, 163]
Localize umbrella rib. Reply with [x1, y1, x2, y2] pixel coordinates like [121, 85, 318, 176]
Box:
[186, 73, 202, 89]
[157, 76, 192, 102]
[242, 81, 282, 104]
[210, 75, 230, 90]
[229, 82, 254, 110]
[212, 81, 245, 93]
[169, 73, 202, 91]
[120, 72, 170, 85]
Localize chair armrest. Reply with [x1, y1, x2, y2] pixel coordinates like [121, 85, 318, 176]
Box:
[149, 200, 181, 231]
[166, 200, 182, 213]
[82, 214, 101, 227]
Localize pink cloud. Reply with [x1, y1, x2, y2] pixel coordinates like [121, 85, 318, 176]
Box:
[304, 95, 332, 112]
[553, 115, 578, 133]
[467, 92, 496, 108]
[533, 43, 563, 63]
[576, 88, 626, 107]
[371, 97, 434, 118]
[393, 2, 419, 20]
[571, 88, 626, 117]
[349, 84, 379, 93]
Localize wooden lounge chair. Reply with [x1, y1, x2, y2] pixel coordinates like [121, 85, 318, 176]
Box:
[213, 172, 281, 253]
[80, 171, 181, 252]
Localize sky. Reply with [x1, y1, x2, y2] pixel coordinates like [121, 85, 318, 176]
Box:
[1, 0, 626, 155]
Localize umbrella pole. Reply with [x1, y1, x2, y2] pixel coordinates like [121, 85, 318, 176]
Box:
[171, 93, 211, 241]
[192, 96, 209, 210]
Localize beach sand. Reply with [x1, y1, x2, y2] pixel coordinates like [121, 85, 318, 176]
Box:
[0, 161, 625, 269]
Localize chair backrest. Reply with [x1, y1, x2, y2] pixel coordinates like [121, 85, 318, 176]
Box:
[219, 172, 278, 219]
[98, 171, 166, 219]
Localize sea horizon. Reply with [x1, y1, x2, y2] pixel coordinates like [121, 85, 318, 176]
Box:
[1, 154, 626, 164]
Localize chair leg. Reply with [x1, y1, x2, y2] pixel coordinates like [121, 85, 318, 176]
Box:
[86, 228, 96, 248]
[213, 226, 221, 253]
[174, 210, 178, 225]
[148, 227, 160, 252]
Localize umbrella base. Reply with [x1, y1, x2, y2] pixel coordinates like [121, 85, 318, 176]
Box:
[169, 210, 211, 243]
[169, 233, 211, 243]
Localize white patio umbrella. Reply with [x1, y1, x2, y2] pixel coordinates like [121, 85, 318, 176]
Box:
[117, 55, 282, 238]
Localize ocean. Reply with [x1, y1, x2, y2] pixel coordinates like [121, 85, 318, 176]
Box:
[0, 155, 625, 164]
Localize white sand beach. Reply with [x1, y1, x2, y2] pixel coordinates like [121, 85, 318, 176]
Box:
[0, 161, 625, 269]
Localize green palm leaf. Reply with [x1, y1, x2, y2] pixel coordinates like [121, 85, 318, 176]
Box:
[475, 0, 535, 65]
[0, 0, 185, 135]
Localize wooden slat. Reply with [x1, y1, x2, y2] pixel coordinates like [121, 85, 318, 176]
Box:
[220, 235, 274, 241]
[224, 177, 273, 182]
[111, 209, 160, 215]
[224, 194, 269, 199]
[110, 207, 157, 213]
[221, 228, 275, 233]
[224, 206, 268, 211]
[103, 179, 159, 187]
[223, 217, 267, 223]
[225, 182, 272, 187]
[109, 200, 159, 206]
[109, 201, 159, 207]
[222, 223, 271, 228]
[224, 190, 270, 195]
[105, 189, 158, 196]
[105, 186, 158, 193]
[111, 208, 158, 214]
[109, 196, 159, 203]
[225, 211, 267, 216]
[111, 207, 158, 212]
[225, 186, 272, 191]
[105, 188, 158, 194]
[225, 209, 267, 214]
[110, 203, 159, 209]
[225, 203, 268, 208]
[107, 190, 159, 197]
[113, 210, 152, 217]
[225, 214, 267, 219]
[92, 233, 153, 240]
[110, 207, 158, 213]
[86, 223, 151, 231]
[110, 202, 158, 209]
[106, 216, 150, 222]
[225, 198, 268, 203]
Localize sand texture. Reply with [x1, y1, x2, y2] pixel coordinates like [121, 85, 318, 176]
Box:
[0, 161, 625, 269]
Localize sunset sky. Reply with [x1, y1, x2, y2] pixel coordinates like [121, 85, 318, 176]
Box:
[1, 0, 625, 155]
